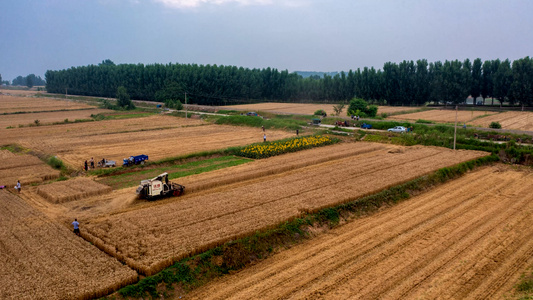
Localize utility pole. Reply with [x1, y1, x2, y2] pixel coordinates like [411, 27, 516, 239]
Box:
[185, 92, 187, 119]
[453, 105, 458, 150]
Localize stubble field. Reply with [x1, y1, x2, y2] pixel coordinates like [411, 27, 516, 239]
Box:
[468, 111, 533, 131]
[187, 165, 533, 300]
[79, 143, 487, 275]
[0, 149, 60, 187]
[2, 114, 294, 168]
[3, 97, 532, 299]
[0, 190, 137, 300]
[0, 94, 94, 113]
[222, 102, 419, 116]
[388, 109, 498, 124]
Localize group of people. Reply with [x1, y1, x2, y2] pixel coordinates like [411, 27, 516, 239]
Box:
[351, 115, 360, 121]
[84, 157, 95, 171]
[84, 157, 108, 171]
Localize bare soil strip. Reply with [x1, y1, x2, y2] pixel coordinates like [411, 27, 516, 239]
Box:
[81, 143, 487, 275]
[0, 190, 137, 300]
[186, 165, 533, 299]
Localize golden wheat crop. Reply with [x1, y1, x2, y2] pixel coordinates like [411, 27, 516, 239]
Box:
[0, 149, 16, 159]
[0, 155, 43, 170]
[37, 178, 112, 203]
[0, 190, 137, 299]
[83, 142, 489, 276]
[0, 154, 60, 188]
[222, 102, 420, 116]
[388, 109, 497, 123]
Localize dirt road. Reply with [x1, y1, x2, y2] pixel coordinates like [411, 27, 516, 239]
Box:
[188, 165, 533, 299]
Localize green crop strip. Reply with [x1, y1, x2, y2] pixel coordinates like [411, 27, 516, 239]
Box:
[97, 156, 252, 190]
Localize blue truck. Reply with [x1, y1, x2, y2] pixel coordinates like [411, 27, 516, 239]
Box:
[123, 154, 149, 166]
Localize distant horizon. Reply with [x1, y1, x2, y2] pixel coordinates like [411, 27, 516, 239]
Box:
[2, 0, 532, 82]
[5, 56, 532, 83]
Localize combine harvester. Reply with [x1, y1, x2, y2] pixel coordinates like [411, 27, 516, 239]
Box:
[136, 172, 185, 200]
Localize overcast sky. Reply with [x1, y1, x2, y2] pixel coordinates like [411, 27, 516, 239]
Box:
[1, 0, 532, 81]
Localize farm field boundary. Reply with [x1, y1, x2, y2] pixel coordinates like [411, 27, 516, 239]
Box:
[82, 143, 488, 277]
[116, 154, 498, 299]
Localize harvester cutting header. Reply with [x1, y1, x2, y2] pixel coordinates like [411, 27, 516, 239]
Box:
[136, 172, 185, 200]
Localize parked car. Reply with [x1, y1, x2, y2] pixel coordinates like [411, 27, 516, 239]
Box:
[361, 123, 372, 129]
[388, 126, 407, 133]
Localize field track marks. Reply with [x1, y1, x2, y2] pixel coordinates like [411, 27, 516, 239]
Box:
[186, 166, 533, 300]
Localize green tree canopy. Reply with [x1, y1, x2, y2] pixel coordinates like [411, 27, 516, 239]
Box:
[116, 86, 135, 110]
[347, 98, 378, 117]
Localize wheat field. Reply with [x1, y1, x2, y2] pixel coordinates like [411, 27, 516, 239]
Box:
[82, 142, 488, 275]
[0, 190, 137, 299]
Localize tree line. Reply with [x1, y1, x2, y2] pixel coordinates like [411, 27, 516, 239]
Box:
[45, 57, 533, 107]
[8, 74, 46, 88]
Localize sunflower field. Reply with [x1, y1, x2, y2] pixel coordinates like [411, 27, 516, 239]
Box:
[239, 135, 337, 159]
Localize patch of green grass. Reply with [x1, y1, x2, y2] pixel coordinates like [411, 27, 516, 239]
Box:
[98, 156, 252, 189]
[415, 119, 435, 124]
[515, 271, 533, 299]
[0, 144, 30, 154]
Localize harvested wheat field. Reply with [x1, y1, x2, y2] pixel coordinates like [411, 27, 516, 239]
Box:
[388, 108, 497, 123]
[469, 111, 533, 131]
[81, 142, 488, 275]
[188, 165, 533, 300]
[0, 94, 94, 114]
[2, 115, 293, 168]
[37, 178, 112, 204]
[0, 108, 111, 128]
[0, 190, 137, 299]
[0, 152, 60, 186]
[0, 89, 42, 96]
[222, 102, 419, 116]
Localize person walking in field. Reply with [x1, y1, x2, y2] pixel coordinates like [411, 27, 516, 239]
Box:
[262, 125, 265, 132]
[90, 157, 94, 169]
[72, 219, 80, 236]
[296, 129, 299, 136]
[263, 133, 266, 142]
[14, 180, 21, 193]
[84, 160, 88, 171]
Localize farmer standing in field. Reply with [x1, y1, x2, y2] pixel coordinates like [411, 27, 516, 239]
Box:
[263, 133, 266, 142]
[90, 157, 94, 169]
[84, 160, 88, 171]
[72, 219, 80, 236]
[14, 180, 21, 193]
